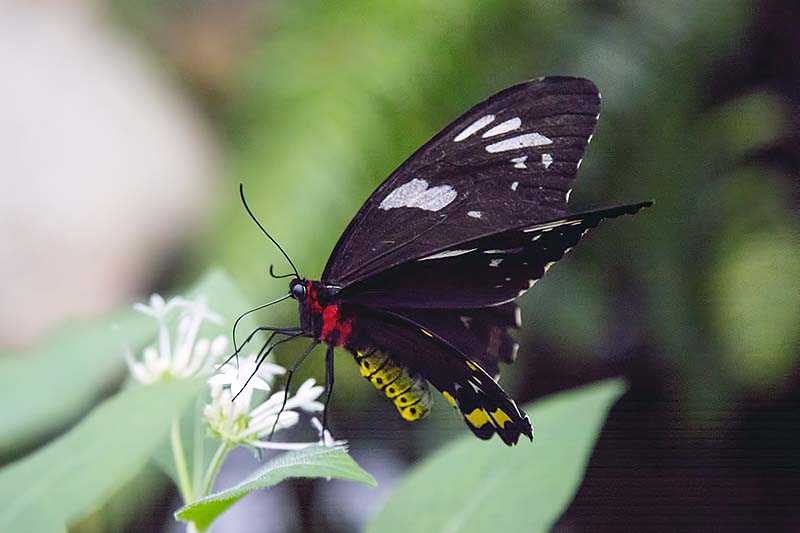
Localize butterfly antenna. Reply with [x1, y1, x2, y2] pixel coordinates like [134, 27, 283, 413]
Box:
[269, 264, 296, 279]
[239, 183, 300, 279]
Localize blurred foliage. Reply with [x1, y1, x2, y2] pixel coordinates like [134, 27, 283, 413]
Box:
[0, 310, 152, 461]
[0, 378, 201, 533]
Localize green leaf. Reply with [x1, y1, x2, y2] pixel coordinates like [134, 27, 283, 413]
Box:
[366, 380, 626, 533]
[0, 310, 153, 459]
[0, 379, 203, 533]
[175, 445, 376, 531]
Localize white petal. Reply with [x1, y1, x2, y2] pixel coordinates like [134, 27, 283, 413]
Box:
[133, 303, 158, 317]
[149, 293, 166, 311]
[209, 336, 228, 359]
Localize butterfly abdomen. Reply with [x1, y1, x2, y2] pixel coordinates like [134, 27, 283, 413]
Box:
[351, 347, 433, 421]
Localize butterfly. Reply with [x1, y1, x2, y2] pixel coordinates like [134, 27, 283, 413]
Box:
[235, 77, 652, 446]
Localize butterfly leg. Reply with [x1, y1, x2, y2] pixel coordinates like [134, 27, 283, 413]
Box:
[268, 339, 320, 440]
[321, 343, 336, 440]
[220, 325, 304, 369]
[232, 331, 303, 400]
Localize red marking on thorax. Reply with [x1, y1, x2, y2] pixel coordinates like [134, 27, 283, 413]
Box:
[308, 284, 324, 314]
[307, 283, 352, 346]
[320, 304, 353, 346]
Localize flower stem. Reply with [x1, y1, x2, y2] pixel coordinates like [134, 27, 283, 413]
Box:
[171, 418, 194, 503]
[201, 441, 230, 497]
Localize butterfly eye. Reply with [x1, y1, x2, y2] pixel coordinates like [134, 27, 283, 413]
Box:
[291, 282, 306, 300]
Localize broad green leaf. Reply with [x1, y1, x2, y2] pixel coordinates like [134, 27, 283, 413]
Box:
[366, 380, 626, 533]
[175, 445, 377, 531]
[0, 310, 153, 459]
[0, 379, 202, 533]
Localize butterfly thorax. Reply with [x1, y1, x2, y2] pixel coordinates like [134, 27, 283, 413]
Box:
[290, 279, 352, 346]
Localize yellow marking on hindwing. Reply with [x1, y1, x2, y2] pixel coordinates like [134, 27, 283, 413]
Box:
[465, 408, 494, 428]
[420, 329, 433, 338]
[465, 360, 478, 371]
[492, 408, 513, 428]
[442, 391, 458, 408]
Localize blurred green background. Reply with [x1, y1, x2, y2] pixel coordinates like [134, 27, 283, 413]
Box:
[1, 0, 798, 530]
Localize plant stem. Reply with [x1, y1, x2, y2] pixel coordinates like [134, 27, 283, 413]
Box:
[171, 418, 194, 503]
[202, 441, 230, 497]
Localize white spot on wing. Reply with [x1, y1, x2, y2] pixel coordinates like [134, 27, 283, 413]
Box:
[467, 210, 482, 219]
[379, 178, 457, 212]
[454, 114, 495, 142]
[541, 153, 553, 168]
[482, 117, 521, 138]
[511, 181, 519, 191]
[459, 316, 472, 328]
[484, 248, 523, 254]
[523, 219, 573, 233]
[514, 307, 522, 327]
[418, 248, 476, 261]
[511, 156, 528, 169]
[485, 133, 552, 153]
[489, 258, 503, 267]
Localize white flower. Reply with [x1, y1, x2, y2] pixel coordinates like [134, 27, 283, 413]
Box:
[204, 375, 342, 450]
[126, 294, 227, 384]
[311, 417, 348, 448]
[209, 355, 286, 395]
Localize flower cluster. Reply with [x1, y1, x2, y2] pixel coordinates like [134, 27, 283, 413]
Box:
[205, 357, 328, 449]
[125, 294, 226, 383]
[125, 293, 342, 449]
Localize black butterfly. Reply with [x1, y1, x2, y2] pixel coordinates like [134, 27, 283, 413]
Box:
[235, 77, 651, 446]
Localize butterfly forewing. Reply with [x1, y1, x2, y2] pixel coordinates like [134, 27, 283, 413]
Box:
[337, 202, 651, 309]
[322, 77, 601, 287]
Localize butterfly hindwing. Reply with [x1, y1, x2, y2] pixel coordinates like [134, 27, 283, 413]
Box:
[389, 303, 520, 379]
[348, 309, 532, 445]
[322, 77, 601, 287]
